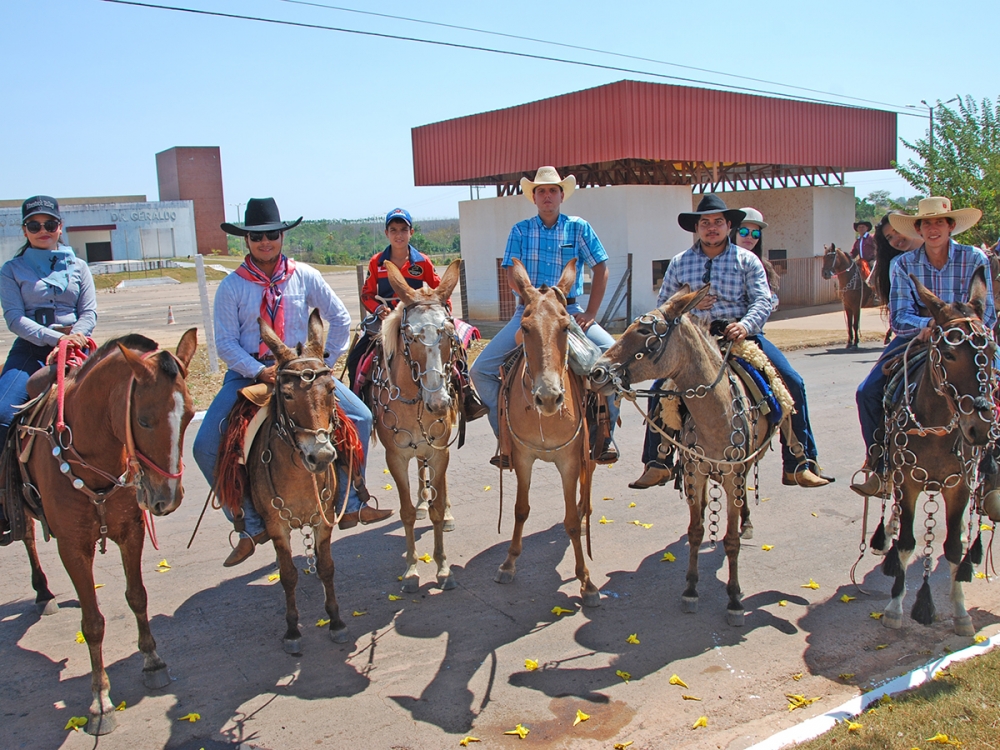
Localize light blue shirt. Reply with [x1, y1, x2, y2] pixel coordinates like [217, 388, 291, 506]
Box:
[0, 247, 97, 347]
[502, 213, 608, 299]
[214, 262, 353, 378]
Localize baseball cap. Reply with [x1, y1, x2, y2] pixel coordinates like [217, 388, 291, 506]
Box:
[385, 208, 412, 228]
[22, 195, 62, 223]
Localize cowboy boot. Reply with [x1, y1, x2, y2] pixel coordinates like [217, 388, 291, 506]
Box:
[224, 530, 270, 567]
[338, 479, 393, 530]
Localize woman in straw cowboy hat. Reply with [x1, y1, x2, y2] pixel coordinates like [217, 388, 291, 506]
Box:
[852, 196, 994, 497]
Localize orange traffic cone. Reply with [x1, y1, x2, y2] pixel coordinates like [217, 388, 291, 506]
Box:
[167, 306, 176, 325]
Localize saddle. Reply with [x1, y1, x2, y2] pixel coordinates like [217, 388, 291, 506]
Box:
[0, 389, 57, 543]
[881, 341, 930, 408]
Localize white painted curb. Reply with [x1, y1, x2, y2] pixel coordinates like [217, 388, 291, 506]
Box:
[746, 632, 1000, 749]
[194, 410, 206, 422]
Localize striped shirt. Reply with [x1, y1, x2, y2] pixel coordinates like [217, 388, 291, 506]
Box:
[889, 241, 996, 337]
[502, 213, 608, 300]
[657, 242, 772, 336]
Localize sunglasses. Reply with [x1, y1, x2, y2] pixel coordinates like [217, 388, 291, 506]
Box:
[248, 230, 282, 242]
[24, 219, 61, 233]
[702, 258, 713, 285]
[738, 227, 762, 240]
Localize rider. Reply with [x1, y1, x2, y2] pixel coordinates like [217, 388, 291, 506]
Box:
[630, 194, 832, 490]
[469, 165, 619, 466]
[192, 197, 391, 568]
[850, 220, 876, 280]
[851, 197, 994, 497]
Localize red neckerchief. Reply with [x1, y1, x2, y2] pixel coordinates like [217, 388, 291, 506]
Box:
[234, 254, 297, 357]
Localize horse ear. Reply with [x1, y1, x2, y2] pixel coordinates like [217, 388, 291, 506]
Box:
[509, 258, 535, 301]
[910, 273, 948, 322]
[306, 309, 326, 353]
[175, 328, 198, 370]
[661, 283, 709, 318]
[384, 262, 417, 308]
[117, 343, 155, 384]
[555, 258, 577, 297]
[259, 317, 294, 361]
[435, 259, 461, 304]
[968, 265, 988, 319]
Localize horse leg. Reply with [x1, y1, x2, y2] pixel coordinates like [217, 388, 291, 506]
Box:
[943, 486, 974, 636]
[682, 471, 707, 613]
[117, 521, 169, 690]
[23, 519, 58, 615]
[271, 530, 303, 653]
[739, 502, 753, 540]
[883, 491, 917, 629]
[413, 456, 429, 521]
[426, 451, 455, 591]
[724, 478, 744, 626]
[559, 450, 599, 607]
[57, 538, 116, 735]
[495, 452, 532, 585]
[315, 522, 348, 643]
[387, 450, 419, 593]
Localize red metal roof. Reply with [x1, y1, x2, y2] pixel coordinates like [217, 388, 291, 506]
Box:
[411, 80, 896, 187]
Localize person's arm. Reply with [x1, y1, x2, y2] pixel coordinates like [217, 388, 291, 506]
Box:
[974, 252, 997, 330]
[360, 255, 382, 314]
[70, 260, 97, 337]
[0, 263, 62, 347]
[214, 280, 265, 378]
[578, 261, 607, 330]
[734, 255, 773, 338]
[888, 257, 930, 337]
[306, 270, 353, 362]
[501, 224, 523, 294]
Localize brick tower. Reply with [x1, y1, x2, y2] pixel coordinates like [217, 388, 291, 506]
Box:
[156, 146, 228, 255]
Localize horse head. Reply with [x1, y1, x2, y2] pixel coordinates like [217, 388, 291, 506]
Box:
[591, 283, 711, 394]
[260, 310, 338, 473]
[117, 328, 198, 515]
[381, 259, 461, 416]
[511, 257, 575, 416]
[914, 266, 996, 445]
[821, 243, 849, 279]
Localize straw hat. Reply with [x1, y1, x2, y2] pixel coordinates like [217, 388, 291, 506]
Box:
[887, 197, 982, 240]
[520, 166, 576, 203]
[739, 207, 768, 229]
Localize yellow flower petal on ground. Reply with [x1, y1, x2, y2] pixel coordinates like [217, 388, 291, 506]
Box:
[116, 701, 126, 711]
[661, 552, 676, 562]
[761, 544, 774, 551]
[801, 579, 820, 589]
[525, 658, 538, 671]
[778, 600, 788, 607]
[875, 644, 888, 650]
[75, 631, 85, 644]
[352, 611, 367, 617]
[840, 594, 856, 603]
[926, 732, 962, 745]
[602, 496, 614, 501]
[573, 709, 590, 726]
[975, 635, 987, 644]
[975, 572, 987, 579]
[267, 573, 280, 582]
[94, 584, 104, 589]
[641, 522, 653, 529]
[613, 743, 634, 750]
[845, 719, 862, 732]
[786, 694, 821, 711]
[178, 713, 200, 722]
[628, 502, 636, 508]
[388, 594, 403, 601]
[383, 468, 390, 473]
[551, 606, 573, 616]
[316, 618, 331, 627]
[668, 674, 688, 688]
[839, 673, 855, 681]
[157, 559, 170, 569]
[484, 485, 491, 491]
[503, 723, 529, 739]
[870, 611, 884, 619]
[692, 716, 708, 729]
[459, 737, 480, 746]
[599, 516, 613, 524]
[682, 695, 701, 701]
[616, 669, 631, 683]
[981, 523, 992, 531]
[418, 553, 433, 563]
[383, 483, 393, 490]
[791, 673, 803, 681]
[65, 716, 88, 731]
[811, 512, 818, 517]
[626, 634, 640, 645]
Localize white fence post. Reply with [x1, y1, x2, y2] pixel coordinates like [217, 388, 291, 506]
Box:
[195, 255, 220, 373]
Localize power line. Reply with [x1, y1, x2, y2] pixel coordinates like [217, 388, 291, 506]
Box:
[276, 0, 921, 115]
[103, 0, 923, 117]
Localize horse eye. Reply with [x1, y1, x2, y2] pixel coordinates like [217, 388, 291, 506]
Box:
[943, 351, 957, 362]
[138, 417, 151, 429]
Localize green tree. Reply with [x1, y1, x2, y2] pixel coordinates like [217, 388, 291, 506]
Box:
[895, 96, 1000, 246]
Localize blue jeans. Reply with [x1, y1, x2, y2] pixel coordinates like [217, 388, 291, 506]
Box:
[856, 335, 912, 470]
[470, 303, 619, 438]
[193, 370, 372, 539]
[0, 339, 52, 448]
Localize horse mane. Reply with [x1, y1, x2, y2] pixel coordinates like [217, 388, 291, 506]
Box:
[381, 305, 403, 361]
[72, 333, 162, 380]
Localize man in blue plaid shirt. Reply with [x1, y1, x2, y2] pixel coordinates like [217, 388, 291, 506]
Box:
[470, 166, 619, 465]
[631, 194, 832, 490]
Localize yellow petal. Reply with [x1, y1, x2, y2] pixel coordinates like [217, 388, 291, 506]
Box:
[628, 502, 636, 508]
[839, 673, 855, 681]
[641, 523, 653, 529]
[682, 695, 701, 701]
[875, 644, 888, 650]
[870, 611, 884, 619]
[503, 723, 529, 739]
[484, 485, 491, 491]
[316, 618, 331, 627]
[388, 594, 403, 601]
[573, 709, 590, 726]
[65, 716, 88, 731]
[613, 743, 634, 750]
[157, 559, 170, 569]
[525, 658, 538, 671]
[840, 594, 856, 603]
[761, 544, 774, 551]
[981, 523, 992, 531]
[976, 572, 987, 579]
[669, 674, 688, 688]
[599, 516, 613, 524]
[846, 720, 863, 732]
[267, 573, 280, 582]
[383, 468, 389, 473]
[352, 610, 367, 617]
[801, 579, 820, 589]
[975, 635, 987, 644]
[791, 673, 803, 681]
[94, 584, 104, 589]
[459, 737, 480, 746]
[811, 512, 818, 517]
[626, 634, 640, 645]
[692, 716, 708, 729]
[551, 606, 573, 616]
[178, 713, 200, 722]
[926, 732, 962, 745]
[383, 484, 393, 490]
[115, 701, 126, 711]
[778, 600, 788, 607]
[616, 669, 631, 683]
[661, 552, 676, 562]
[603, 496, 614, 501]
[75, 631, 86, 644]
[418, 553, 433, 563]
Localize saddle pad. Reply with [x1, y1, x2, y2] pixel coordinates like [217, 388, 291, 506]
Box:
[731, 357, 781, 424]
[453, 318, 480, 348]
[353, 346, 378, 396]
[240, 405, 270, 465]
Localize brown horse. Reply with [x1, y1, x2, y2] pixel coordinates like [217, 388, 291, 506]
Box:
[245, 310, 358, 653]
[822, 244, 879, 349]
[372, 260, 461, 592]
[14, 330, 197, 735]
[871, 268, 995, 635]
[495, 258, 600, 608]
[591, 285, 786, 626]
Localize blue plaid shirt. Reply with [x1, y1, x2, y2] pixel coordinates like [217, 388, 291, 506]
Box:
[656, 242, 772, 336]
[889, 241, 996, 337]
[502, 213, 608, 300]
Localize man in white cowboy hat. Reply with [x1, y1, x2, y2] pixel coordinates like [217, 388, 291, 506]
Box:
[852, 196, 995, 497]
[470, 165, 620, 465]
[193, 197, 391, 567]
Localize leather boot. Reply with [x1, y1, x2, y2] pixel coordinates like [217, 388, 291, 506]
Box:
[850, 472, 884, 497]
[629, 463, 673, 490]
[339, 502, 394, 530]
[463, 388, 489, 421]
[223, 530, 270, 568]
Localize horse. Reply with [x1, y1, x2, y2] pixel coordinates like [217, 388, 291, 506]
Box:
[246, 310, 362, 653]
[370, 259, 462, 592]
[590, 285, 790, 626]
[9, 330, 197, 735]
[494, 258, 600, 608]
[868, 268, 996, 635]
[822, 243, 879, 349]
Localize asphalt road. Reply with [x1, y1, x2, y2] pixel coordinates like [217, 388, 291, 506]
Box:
[2, 336, 999, 749]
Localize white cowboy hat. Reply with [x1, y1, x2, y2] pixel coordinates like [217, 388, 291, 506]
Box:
[887, 196, 982, 240]
[519, 166, 576, 203]
[738, 207, 768, 229]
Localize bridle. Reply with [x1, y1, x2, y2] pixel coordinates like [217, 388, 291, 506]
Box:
[269, 355, 338, 460]
[396, 303, 463, 397]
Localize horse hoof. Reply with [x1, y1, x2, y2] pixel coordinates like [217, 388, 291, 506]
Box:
[582, 590, 601, 608]
[401, 576, 420, 593]
[329, 626, 350, 644]
[740, 525, 753, 541]
[86, 711, 117, 735]
[443, 519, 456, 532]
[955, 616, 975, 637]
[283, 638, 302, 654]
[882, 612, 903, 630]
[681, 596, 698, 614]
[495, 568, 515, 585]
[142, 666, 171, 690]
[727, 609, 745, 627]
[415, 503, 428, 521]
[438, 575, 457, 591]
[36, 598, 59, 616]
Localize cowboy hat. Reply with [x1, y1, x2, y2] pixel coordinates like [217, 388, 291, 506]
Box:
[887, 196, 982, 240]
[221, 197, 303, 236]
[678, 194, 746, 233]
[853, 220, 873, 231]
[519, 166, 576, 203]
[739, 207, 768, 229]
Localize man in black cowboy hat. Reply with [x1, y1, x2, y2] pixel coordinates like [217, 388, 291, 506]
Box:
[851, 220, 876, 265]
[630, 194, 833, 490]
[193, 197, 391, 567]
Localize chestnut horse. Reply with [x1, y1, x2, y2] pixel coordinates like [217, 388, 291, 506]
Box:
[372, 259, 461, 592]
[822, 244, 879, 349]
[494, 258, 600, 607]
[870, 269, 996, 634]
[591, 285, 787, 626]
[14, 330, 197, 734]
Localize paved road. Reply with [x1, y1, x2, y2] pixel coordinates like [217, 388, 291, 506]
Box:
[3, 340, 999, 749]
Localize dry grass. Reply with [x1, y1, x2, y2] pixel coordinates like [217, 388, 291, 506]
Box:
[91, 266, 228, 291]
[793, 646, 1000, 749]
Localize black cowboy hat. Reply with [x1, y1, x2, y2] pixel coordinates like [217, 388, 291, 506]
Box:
[853, 220, 873, 231]
[678, 194, 746, 233]
[221, 197, 303, 236]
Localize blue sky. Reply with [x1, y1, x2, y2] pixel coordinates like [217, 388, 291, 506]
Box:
[3, 0, 996, 221]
